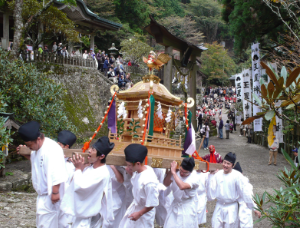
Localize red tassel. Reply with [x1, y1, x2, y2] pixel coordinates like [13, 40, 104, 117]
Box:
[82, 141, 90, 152]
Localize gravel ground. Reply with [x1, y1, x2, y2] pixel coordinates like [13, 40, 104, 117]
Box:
[0, 111, 289, 228]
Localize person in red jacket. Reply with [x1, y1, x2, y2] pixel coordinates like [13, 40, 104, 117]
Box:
[202, 145, 223, 163]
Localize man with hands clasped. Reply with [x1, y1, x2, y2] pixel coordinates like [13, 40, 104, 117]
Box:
[60, 136, 114, 228]
[163, 157, 200, 228]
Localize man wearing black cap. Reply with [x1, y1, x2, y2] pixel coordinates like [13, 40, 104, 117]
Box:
[119, 144, 161, 228]
[57, 130, 77, 187]
[17, 121, 68, 228]
[233, 162, 261, 228]
[207, 152, 255, 228]
[57, 130, 77, 228]
[163, 157, 200, 228]
[60, 136, 114, 227]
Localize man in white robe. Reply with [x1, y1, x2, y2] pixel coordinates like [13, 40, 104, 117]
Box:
[17, 121, 68, 228]
[153, 168, 167, 227]
[103, 165, 127, 228]
[163, 157, 199, 228]
[207, 152, 256, 228]
[195, 171, 209, 226]
[233, 162, 261, 228]
[57, 130, 77, 228]
[117, 166, 134, 209]
[60, 136, 114, 228]
[119, 144, 160, 228]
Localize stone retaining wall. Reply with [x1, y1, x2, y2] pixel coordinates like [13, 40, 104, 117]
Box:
[0, 170, 32, 192]
[36, 63, 113, 139]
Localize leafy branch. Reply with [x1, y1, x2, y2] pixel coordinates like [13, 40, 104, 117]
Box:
[127, 118, 141, 138]
[117, 118, 124, 138]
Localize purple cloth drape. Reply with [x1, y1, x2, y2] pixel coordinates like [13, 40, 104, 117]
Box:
[182, 125, 192, 155]
[107, 99, 117, 133]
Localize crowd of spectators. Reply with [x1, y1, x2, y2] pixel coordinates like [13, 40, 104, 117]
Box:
[20, 41, 135, 89]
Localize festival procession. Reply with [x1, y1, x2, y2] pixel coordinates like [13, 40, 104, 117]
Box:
[0, 0, 300, 228]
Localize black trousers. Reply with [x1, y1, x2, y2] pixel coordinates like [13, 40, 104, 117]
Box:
[232, 120, 236, 131]
[97, 60, 101, 70]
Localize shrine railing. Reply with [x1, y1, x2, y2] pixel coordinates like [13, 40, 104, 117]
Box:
[24, 51, 97, 68]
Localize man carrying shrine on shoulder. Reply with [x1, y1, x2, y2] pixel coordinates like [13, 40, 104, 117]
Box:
[119, 144, 161, 228]
[17, 121, 68, 228]
[60, 136, 114, 227]
[163, 157, 200, 228]
[207, 152, 255, 228]
[57, 130, 77, 228]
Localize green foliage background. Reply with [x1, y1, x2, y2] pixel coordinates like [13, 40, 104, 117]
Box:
[0, 50, 75, 138]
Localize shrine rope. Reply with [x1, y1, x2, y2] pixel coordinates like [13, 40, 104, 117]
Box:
[82, 92, 117, 152]
[141, 91, 153, 165]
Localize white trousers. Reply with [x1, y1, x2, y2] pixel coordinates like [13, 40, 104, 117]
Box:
[72, 213, 101, 228]
[36, 195, 60, 228]
[212, 201, 239, 228]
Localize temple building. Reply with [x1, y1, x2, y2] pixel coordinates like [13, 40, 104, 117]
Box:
[0, 0, 121, 50]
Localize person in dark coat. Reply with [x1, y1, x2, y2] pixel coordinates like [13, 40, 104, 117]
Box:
[197, 111, 203, 132]
[103, 57, 109, 76]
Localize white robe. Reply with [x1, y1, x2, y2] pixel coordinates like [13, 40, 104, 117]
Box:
[30, 137, 68, 228]
[101, 166, 127, 228]
[207, 170, 255, 228]
[117, 166, 133, 209]
[195, 171, 208, 225]
[60, 165, 113, 228]
[238, 176, 254, 228]
[118, 165, 160, 228]
[153, 168, 167, 227]
[59, 160, 76, 228]
[164, 171, 199, 228]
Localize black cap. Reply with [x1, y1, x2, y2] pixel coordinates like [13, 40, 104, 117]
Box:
[18, 121, 40, 142]
[92, 136, 114, 156]
[181, 157, 195, 172]
[124, 144, 148, 163]
[57, 130, 77, 148]
[224, 152, 236, 165]
[233, 162, 242, 173]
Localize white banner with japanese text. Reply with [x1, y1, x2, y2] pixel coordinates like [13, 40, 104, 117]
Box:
[243, 69, 252, 121]
[235, 73, 243, 124]
[251, 43, 263, 131]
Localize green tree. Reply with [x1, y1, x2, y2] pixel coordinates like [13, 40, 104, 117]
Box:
[5, 0, 76, 57]
[150, 0, 184, 18]
[222, 0, 294, 53]
[159, 16, 204, 45]
[120, 35, 152, 65]
[16, 0, 80, 49]
[186, 0, 225, 43]
[0, 50, 75, 138]
[114, 0, 150, 33]
[200, 42, 236, 85]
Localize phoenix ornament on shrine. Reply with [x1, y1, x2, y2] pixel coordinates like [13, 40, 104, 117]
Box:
[143, 51, 171, 75]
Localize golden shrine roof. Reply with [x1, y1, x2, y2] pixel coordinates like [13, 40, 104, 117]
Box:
[116, 75, 183, 106]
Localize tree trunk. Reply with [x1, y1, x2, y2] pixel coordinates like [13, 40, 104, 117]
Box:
[12, 0, 24, 58]
[211, 23, 219, 43]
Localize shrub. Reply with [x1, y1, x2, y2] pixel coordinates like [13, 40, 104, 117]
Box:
[0, 93, 13, 169]
[254, 149, 300, 227]
[0, 50, 75, 138]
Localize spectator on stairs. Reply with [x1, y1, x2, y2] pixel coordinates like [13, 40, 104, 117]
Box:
[103, 57, 109, 76]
